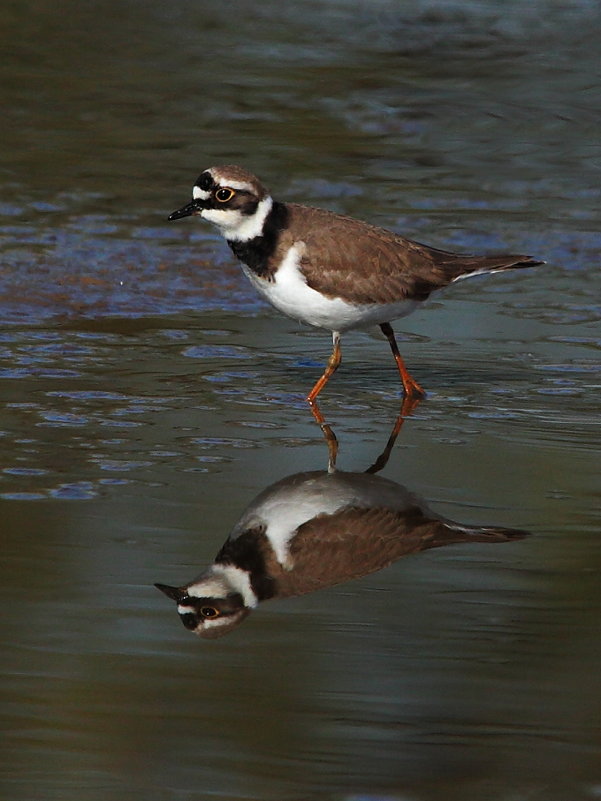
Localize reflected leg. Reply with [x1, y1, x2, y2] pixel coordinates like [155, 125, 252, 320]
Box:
[308, 399, 338, 473]
[365, 393, 421, 475]
[380, 322, 425, 398]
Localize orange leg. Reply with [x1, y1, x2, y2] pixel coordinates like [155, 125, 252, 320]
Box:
[306, 333, 342, 404]
[380, 323, 426, 398]
[380, 322, 425, 399]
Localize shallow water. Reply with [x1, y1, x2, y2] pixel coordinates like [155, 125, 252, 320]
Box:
[1, 1, 600, 800]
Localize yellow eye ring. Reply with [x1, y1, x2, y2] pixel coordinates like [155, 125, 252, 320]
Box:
[215, 187, 235, 203]
[200, 606, 220, 618]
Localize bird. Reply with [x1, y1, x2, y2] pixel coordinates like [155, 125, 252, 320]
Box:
[155, 467, 528, 639]
[168, 165, 543, 401]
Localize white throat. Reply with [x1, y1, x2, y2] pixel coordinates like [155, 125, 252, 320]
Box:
[201, 195, 273, 243]
[186, 564, 258, 609]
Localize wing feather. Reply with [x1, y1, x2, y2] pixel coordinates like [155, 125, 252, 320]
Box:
[285, 204, 540, 305]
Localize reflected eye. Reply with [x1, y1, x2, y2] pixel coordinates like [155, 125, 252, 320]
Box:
[215, 187, 235, 203]
[200, 606, 220, 618]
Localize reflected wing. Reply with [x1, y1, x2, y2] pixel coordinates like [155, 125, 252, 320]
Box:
[270, 504, 526, 598]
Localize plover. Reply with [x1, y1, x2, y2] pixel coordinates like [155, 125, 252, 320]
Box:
[156, 468, 527, 638]
[169, 166, 543, 400]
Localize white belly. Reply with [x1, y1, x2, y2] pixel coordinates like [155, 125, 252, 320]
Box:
[241, 244, 417, 333]
[231, 473, 350, 567]
[229, 470, 419, 569]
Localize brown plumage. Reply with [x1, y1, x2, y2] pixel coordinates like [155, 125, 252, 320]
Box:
[268, 203, 540, 306]
[155, 467, 529, 638]
[244, 490, 527, 600]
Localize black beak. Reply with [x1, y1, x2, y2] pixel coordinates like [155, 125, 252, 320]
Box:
[155, 582, 185, 602]
[168, 199, 204, 221]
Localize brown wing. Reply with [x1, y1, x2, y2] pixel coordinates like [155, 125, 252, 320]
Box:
[268, 504, 527, 599]
[285, 204, 541, 305]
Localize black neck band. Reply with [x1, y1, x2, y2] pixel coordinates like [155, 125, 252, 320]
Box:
[227, 201, 288, 278]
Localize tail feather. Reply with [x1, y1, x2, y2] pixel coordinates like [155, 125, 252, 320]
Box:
[450, 254, 545, 283]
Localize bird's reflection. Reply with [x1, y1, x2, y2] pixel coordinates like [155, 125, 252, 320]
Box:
[156, 400, 528, 639]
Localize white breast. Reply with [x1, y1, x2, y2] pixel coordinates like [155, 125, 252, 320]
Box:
[230, 473, 361, 568]
[229, 470, 419, 569]
[241, 243, 417, 333]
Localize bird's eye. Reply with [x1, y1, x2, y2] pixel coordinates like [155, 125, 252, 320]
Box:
[200, 606, 220, 618]
[215, 187, 235, 203]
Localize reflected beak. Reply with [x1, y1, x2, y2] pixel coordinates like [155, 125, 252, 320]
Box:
[168, 199, 204, 221]
[155, 582, 185, 602]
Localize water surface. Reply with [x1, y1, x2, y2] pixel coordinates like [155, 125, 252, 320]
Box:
[1, 2, 600, 800]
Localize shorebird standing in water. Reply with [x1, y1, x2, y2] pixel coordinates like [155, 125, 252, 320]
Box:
[169, 165, 543, 401]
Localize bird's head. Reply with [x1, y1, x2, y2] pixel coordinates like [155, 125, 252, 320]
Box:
[168, 165, 273, 242]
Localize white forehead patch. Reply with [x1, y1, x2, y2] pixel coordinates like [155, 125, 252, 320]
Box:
[221, 179, 254, 192]
[209, 170, 255, 193]
[192, 186, 210, 200]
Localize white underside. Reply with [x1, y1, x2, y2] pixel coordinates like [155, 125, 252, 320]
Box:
[230, 473, 360, 568]
[228, 470, 419, 570]
[241, 243, 418, 333]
